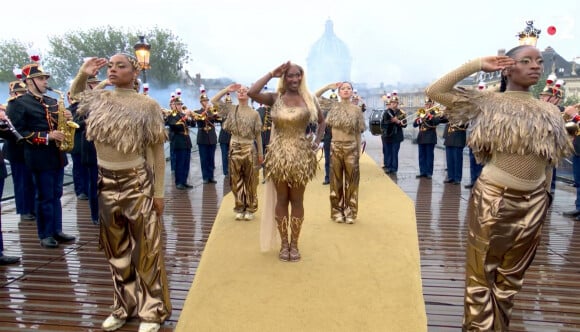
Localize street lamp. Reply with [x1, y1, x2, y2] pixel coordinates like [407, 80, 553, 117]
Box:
[517, 20, 541, 46]
[134, 35, 151, 84]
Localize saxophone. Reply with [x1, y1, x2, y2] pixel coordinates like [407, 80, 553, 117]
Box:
[47, 87, 79, 152]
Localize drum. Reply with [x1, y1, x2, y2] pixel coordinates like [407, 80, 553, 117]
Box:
[369, 109, 384, 136]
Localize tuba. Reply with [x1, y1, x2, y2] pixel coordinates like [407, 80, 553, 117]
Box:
[47, 87, 79, 152]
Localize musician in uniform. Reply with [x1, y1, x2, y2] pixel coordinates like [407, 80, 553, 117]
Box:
[413, 98, 443, 179]
[194, 90, 219, 184]
[256, 102, 272, 182]
[165, 92, 194, 189]
[211, 84, 263, 221]
[442, 120, 467, 185]
[217, 93, 232, 177]
[3, 79, 36, 223]
[539, 79, 565, 194]
[7, 61, 76, 249]
[380, 96, 407, 175]
[314, 86, 338, 185]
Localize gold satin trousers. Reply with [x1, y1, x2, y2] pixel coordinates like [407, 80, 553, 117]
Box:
[329, 140, 360, 220]
[98, 164, 172, 323]
[463, 173, 549, 332]
[229, 141, 259, 213]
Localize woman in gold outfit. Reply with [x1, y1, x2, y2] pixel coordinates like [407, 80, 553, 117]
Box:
[248, 61, 325, 262]
[315, 82, 365, 224]
[71, 55, 171, 332]
[426, 45, 574, 331]
[211, 84, 263, 221]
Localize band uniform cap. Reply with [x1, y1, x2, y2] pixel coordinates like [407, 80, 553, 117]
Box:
[9, 80, 27, 93]
[172, 96, 183, 104]
[389, 96, 399, 103]
[425, 97, 433, 103]
[540, 86, 563, 98]
[200, 93, 209, 102]
[21, 63, 50, 79]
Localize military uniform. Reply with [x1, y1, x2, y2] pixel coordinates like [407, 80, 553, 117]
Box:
[166, 102, 194, 188]
[380, 101, 407, 174]
[194, 94, 218, 183]
[8, 63, 75, 248]
[442, 122, 467, 184]
[413, 104, 444, 178]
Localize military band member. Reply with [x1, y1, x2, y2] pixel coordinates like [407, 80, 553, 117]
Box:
[380, 96, 407, 175]
[8, 60, 76, 249]
[217, 93, 232, 177]
[256, 102, 272, 182]
[165, 92, 194, 189]
[3, 78, 36, 222]
[442, 121, 467, 185]
[211, 84, 263, 220]
[195, 90, 219, 184]
[413, 98, 444, 179]
[539, 79, 565, 194]
[314, 86, 337, 185]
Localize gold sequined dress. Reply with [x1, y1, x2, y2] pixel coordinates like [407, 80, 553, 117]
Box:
[265, 97, 317, 187]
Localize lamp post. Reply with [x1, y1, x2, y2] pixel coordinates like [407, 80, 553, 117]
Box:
[133, 35, 151, 84]
[517, 20, 541, 46]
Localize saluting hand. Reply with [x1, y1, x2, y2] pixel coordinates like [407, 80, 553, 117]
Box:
[481, 55, 516, 73]
[81, 57, 108, 77]
[271, 61, 291, 78]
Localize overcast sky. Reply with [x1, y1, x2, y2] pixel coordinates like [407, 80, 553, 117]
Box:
[2, 0, 579, 88]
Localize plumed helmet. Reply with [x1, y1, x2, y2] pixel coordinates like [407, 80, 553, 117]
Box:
[9, 80, 27, 93]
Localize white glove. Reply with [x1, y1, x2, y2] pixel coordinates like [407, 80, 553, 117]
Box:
[318, 142, 324, 150]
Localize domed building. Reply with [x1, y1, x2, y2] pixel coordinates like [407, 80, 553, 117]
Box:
[306, 19, 352, 92]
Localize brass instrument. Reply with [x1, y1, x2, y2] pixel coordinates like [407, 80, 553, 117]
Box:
[563, 104, 580, 136]
[397, 109, 407, 126]
[261, 106, 272, 131]
[47, 87, 79, 152]
[416, 104, 443, 119]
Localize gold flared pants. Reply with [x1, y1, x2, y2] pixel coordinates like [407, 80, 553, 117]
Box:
[98, 164, 172, 323]
[229, 141, 259, 213]
[329, 140, 360, 219]
[463, 173, 549, 332]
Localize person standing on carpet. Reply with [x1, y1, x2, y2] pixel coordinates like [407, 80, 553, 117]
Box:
[315, 82, 365, 224]
[211, 83, 264, 221]
[73, 55, 171, 332]
[248, 61, 325, 262]
[426, 45, 574, 331]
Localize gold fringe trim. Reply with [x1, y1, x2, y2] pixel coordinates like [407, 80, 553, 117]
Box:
[78, 89, 167, 155]
[446, 89, 573, 166]
[326, 101, 365, 135]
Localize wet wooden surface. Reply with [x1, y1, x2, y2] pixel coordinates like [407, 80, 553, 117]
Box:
[0, 133, 579, 331]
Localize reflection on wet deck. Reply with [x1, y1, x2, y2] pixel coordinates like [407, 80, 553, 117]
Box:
[0, 137, 579, 331]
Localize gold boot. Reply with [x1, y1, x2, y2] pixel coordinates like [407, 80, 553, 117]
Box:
[289, 216, 304, 262]
[276, 216, 290, 261]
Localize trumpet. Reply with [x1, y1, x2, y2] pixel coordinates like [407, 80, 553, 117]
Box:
[563, 104, 580, 136]
[416, 104, 443, 119]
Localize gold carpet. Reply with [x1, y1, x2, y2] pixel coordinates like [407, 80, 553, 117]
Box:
[175, 154, 426, 332]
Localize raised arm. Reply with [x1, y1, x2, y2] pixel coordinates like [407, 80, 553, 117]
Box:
[69, 57, 108, 100]
[248, 61, 290, 106]
[425, 56, 514, 109]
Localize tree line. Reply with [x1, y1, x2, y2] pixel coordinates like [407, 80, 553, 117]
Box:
[0, 26, 191, 91]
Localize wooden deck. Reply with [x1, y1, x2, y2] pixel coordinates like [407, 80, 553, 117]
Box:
[0, 136, 579, 331]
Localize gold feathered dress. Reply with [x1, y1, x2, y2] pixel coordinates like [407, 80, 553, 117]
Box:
[265, 97, 317, 186]
[77, 88, 171, 324]
[426, 58, 573, 331]
[324, 100, 366, 222]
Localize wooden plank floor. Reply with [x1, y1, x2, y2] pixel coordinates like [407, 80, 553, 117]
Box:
[0, 135, 579, 331]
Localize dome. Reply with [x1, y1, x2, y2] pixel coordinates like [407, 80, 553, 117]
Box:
[306, 19, 352, 91]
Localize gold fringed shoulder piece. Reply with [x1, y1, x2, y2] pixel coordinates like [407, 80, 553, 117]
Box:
[78, 89, 167, 155]
[445, 89, 573, 166]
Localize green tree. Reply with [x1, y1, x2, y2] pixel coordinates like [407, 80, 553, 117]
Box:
[0, 39, 33, 82]
[44, 26, 191, 90]
[563, 95, 580, 107]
